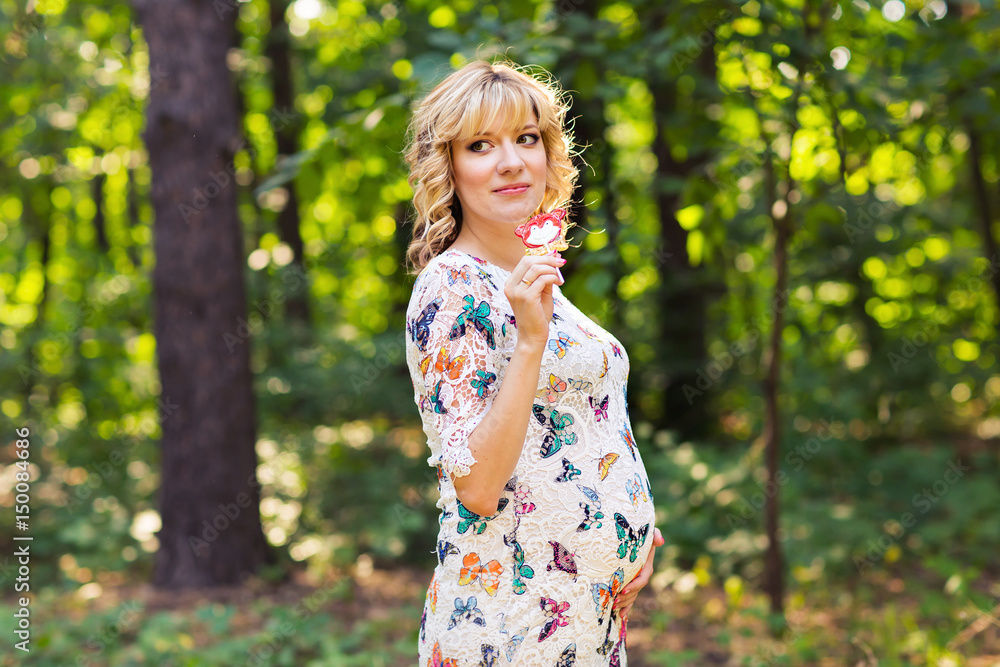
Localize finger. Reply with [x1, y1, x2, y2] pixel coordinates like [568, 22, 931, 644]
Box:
[516, 264, 559, 287]
[619, 552, 656, 605]
[628, 546, 656, 585]
[625, 568, 651, 592]
[523, 271, 562, 292]
[615, 591, 639, 609]
[515, 255, 565, 282]
[619, 578, 646, 602]
[652, 527, 665, 546]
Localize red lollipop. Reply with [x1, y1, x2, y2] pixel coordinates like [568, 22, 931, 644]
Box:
[515, 208, 569, 257]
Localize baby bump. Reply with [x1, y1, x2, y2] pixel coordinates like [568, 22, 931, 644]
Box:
[514, 468, 656, 586]
[564, 487, 654, 585]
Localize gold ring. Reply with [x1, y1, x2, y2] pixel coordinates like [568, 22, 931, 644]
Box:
[521, 278, 533, 286]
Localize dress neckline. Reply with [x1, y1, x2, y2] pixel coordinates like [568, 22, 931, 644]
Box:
[442, 248, 565, 297]
[443, 248, 514, 275]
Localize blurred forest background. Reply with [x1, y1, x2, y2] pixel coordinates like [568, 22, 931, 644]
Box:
[1, 0, 999, 664]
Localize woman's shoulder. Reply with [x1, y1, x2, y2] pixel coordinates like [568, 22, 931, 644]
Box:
[416, 248, 484, 277]
[411, 248, 502, 299]
[405, 249, 511, 349]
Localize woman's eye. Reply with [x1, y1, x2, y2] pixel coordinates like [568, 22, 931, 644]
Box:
[469, 134, 540, 152]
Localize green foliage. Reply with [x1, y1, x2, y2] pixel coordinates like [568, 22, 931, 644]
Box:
[1, 0, 998, 662]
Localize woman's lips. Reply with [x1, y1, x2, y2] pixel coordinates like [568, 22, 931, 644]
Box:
[494, 185, 529, 195]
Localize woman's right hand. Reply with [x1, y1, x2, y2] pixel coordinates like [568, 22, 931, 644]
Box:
[504, 254, 565, 348]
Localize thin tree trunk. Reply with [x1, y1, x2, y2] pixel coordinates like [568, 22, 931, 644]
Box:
[266, 0, 310, 325]
[550, 0, 622, 333]
[20, 202, 51, 407]
[751, 69, 806, 624]
[649, 66, 712, 438]
[229, 36, 272, 318]
[126, 166, 142, 267]
[757, 0, 818, 617]
[123, 23, 142, 269]
[966, 122, 1000, 319]
[91, 173, 110, 252]
[134, 0, 273, 588]
[760, 141, 788, 616]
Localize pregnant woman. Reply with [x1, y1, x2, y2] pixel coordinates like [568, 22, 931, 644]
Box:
[402, 58, 664, 666]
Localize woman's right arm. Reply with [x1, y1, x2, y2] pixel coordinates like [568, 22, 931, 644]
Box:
[450, 339, 545, 515]
[450, 254, 565, 516]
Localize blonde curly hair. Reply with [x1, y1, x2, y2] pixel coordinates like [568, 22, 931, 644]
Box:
[402, 58, 580, 276]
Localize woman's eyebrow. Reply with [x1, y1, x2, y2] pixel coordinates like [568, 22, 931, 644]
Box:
[473, 123, 539, 137]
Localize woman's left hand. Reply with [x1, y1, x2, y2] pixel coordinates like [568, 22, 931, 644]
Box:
[614, 527, 664, 621]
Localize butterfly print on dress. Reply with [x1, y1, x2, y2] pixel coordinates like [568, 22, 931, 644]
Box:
[449, 295, 496, 349]
[614, 512, 650, 562]
[456, 498, 509, 535]
[448, 596, 487, 630]
[458, 552, 503, 596]
[555, 457, 582, 482]
[532, 404, 577, 458]
[538, 597, 570, 642]
[547, 541, 578, 580]
[409, 297, 442, 352]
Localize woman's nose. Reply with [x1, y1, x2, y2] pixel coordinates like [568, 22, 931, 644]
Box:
[496, 140, 525, 173]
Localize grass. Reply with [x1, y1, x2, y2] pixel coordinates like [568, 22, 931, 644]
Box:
[2, 559, 998, 667]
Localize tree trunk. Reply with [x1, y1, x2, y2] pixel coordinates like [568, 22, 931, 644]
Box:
[752, 65, 804, 618]
[549, 0, 623, 330]
[649, 83, 710, 441]
[126, 166, 142, 268]
[20, 200, 51, 407]
[758, 135, 787, 618]
[133, 0, 273, 588]
[966, 122, 1000, 321]
[91, 173, 110, 253]
[266, 0, 310, 325]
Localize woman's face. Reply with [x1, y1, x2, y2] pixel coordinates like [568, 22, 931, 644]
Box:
[450, 113, 547, 232]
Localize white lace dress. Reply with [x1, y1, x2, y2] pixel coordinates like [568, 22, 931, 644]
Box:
[405, 248, 656, 667]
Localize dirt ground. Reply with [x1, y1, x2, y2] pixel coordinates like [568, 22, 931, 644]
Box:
[52, 564, 1000, 667]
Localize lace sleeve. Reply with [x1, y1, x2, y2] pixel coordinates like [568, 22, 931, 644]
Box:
[405, 261, 506, 478]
